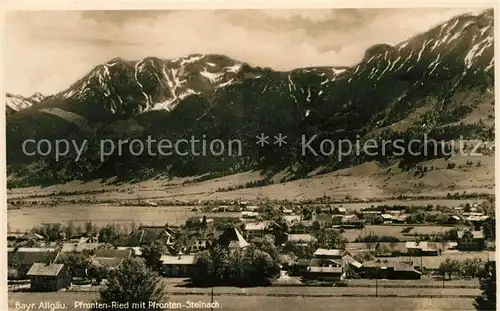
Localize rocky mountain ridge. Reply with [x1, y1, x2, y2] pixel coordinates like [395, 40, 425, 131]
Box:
[6, 9, 494, 187]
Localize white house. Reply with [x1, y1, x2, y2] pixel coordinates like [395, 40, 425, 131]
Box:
[244, 221, 270, 239]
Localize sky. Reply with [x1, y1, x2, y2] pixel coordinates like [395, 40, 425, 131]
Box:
[5, 8, 487, 96]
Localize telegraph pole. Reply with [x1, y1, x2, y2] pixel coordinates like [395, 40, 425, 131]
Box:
[211, 286, 214, 311]
[210, 261, 214, 311]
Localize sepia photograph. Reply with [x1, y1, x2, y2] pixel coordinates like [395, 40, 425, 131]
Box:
[3, 3, 496, 311]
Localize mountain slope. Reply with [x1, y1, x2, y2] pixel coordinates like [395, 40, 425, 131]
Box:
[5, 92, 45, 115]
[6, 9, 494, 186]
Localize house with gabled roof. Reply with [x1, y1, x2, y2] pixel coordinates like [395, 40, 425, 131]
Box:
[217, 227, 249, 250]
[244, 221, 271, 239]
[160, 255, 196, 277]
[313, 248, 345, 259]
[305, 248, 348, 281]
[26, 263, 71, 291]
[283, 215, 301, 226]
[89, 248, 132, 272]
[305, 266, 344, 281]
[60, 242, 104, 253]
[457, 230, 485, 251]
[362, 260, 421, 279]
[8, 247, 59, 278]
[285, 233, 314, 245]
[405, 241, 441, 256]
[116, 246, 142, 257]
[125, 225, 176, 247]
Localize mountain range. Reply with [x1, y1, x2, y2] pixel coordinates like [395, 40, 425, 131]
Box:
[6, 92, 45, 115]
[6, 9, 495, 187]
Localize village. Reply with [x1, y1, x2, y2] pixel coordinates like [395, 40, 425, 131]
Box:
[7, 198, 495, 294]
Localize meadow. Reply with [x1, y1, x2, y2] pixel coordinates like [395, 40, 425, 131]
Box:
[7, 204, 240, 232]
[8, 292, 477, 311]
[7, 198, 481, 232]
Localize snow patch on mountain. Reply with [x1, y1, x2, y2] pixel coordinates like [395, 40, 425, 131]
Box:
[200, 68, 225, 83]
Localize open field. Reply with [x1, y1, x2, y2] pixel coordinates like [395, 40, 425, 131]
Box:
[9, 292, 477, 311]
[7, 203, 476, 233]
[7, 204, 240, 232]
[147, 286, 480, 297]
[347, 278, 479, 288]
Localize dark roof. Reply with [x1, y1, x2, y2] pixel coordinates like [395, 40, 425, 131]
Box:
[60, 243, 104, 253]
[8, 249, 58, 266]
[342, 219, 365, 223]
[26, 263, 65, 277]
[8, 232, 44, 241]
[93, 249, 131, 259]
[296, 258, 311, 266]
[218, 227, 249, 249]
[298, 221, 313, 227]
[315, 214, 333, 222]
[91, 257, 124, 269]
[309, 258, 342, 267]
[126, 227, 174, 246]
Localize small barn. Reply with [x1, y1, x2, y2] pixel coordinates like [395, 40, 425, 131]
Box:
[160, 255, 196, 277]
[8, 248, 59, 278]
[305, 266, 345, 281]
[26, 263, 71, 292]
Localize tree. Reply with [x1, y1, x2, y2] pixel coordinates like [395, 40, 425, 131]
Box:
[130, 221, 138, 234]
[271, 218, 289, 246]
[312, 228, 347, 249]
[62, 253, 92, 278]
[483, 217, 495, 240]
[311, 220, 321, 232]
[85, 221, 97, 236]
[389, 241, 399, 254]
[32, 223, 64, 241]
[191, 242, 280, 287]
[192, 250, 213, 286]
[141, 241, 167, 271]
[87, 262, 108, 284]
[99, 224, 119, 244]
[241, 246, 280, 286]
[438, 258, 461, 280]
[92, 258, 168, 311]
[314, 206, 322, 214]
[283, 241, 315, 259]
[210, 245, 232, 282]
[65, 220, 76, 238]
[474, 261, 496, 311]
[460, 258, 484, 279]
[259, 235, 280, 262]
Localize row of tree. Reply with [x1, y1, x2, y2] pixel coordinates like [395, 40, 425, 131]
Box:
[192, 237, 281, 287]
[438, 257, 489, 280]
[27, 221, 141, 243]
